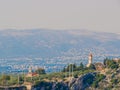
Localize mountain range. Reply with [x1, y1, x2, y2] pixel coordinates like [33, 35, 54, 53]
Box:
[0, 29, 120, 59]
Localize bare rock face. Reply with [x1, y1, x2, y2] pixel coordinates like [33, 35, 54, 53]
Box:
[32, 82, 69, 90]
[70, 73, 95, 90]
[33, 73, 95, 90]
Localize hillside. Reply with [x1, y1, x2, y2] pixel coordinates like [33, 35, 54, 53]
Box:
[0, 29, 120, 73]
[0, 58, 120, 90]
[0, 29, 120, 58]
[31, 58, 120, 90]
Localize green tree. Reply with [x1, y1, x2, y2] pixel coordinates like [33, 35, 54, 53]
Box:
[104, 59, 119, 69]
[62, 64, 77, 72]
[79, 62, 84, 69]
[88, 64, 96, 70]
[35, 68, 46, 75]
[92, 74, 106, 88]
[2, 75, 10, 81]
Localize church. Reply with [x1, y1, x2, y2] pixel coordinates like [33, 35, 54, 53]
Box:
[26, 66, 39, 77]
[86, 53, 93, 67]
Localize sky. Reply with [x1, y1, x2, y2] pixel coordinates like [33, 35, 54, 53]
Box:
[0, 0, 120, 33]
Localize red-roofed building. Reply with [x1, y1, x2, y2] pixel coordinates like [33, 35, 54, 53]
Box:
[26, 66, 39, 77]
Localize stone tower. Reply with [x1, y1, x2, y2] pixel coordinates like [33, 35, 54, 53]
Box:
[86, 53, 93, 67]
[28, 66, 32, 73]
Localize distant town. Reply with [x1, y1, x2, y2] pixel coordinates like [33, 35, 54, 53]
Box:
[0, 53, 120, 90]
[0, 51, 119, 74]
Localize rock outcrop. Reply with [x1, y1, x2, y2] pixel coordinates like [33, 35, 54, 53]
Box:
[32, 81, 69, 90]
[33, 73, 95, 90]
[69, 73, 95, 90]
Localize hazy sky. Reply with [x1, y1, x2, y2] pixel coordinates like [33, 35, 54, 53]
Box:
[0, 0, 120, 33]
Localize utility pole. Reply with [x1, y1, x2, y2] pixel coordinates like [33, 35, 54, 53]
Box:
[72, 64, 73, 78]
[65, 65, 67, 78]
[69, 63, 71, 79]
[24, 70, 26, 82]
[18, 74, 20, 85]
[22, 65, 24, 83]
[10, 74, 12, 83]
[2, 72, 4, 86]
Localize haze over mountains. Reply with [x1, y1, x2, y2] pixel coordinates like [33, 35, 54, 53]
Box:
[0, 29, 120, 59]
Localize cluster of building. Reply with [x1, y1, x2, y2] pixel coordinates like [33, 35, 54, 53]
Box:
[26, 66, 39, 77]
[24, 52, 120, 78]
[25, 53, 99, 78]
[86, 53, 120, 72]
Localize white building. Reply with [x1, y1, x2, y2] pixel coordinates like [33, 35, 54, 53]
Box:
[86, 53, 93, 67]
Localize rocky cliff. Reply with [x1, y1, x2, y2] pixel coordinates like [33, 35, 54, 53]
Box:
[32, 73, 95, 90]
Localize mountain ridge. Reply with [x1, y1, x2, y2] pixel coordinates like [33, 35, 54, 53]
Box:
[0, 29, 119, 58]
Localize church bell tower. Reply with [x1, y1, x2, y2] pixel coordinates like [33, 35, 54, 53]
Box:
[86, 53, 93, 67]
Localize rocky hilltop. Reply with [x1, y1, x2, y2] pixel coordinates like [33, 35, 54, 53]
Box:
[0, 58, 120, 90]
[31, 58, 120, 90]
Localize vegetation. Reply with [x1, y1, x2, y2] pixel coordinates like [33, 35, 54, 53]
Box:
[0, 58, 120, 90]
[62, 62, 95, 72]
[35, 68, 46, 75]
[91, 74, 106, 88]
[88, 58, 120, 90]
[104, 58, 119, 69]
[87, 64, 96, 70]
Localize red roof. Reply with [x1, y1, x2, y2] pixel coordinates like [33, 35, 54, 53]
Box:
[31, 72, 38, 76]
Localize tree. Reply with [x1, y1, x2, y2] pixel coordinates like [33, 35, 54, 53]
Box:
[62, 64, 77, 72]
[104, 58, 119, 69]
[88, 64, 96, 70]
[79, 62, 84, 69]
[104, 58, 108, 66]
[2, 75, 10, 81]
[35, 68, 46, 75]
[92, 74, 106, 88]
